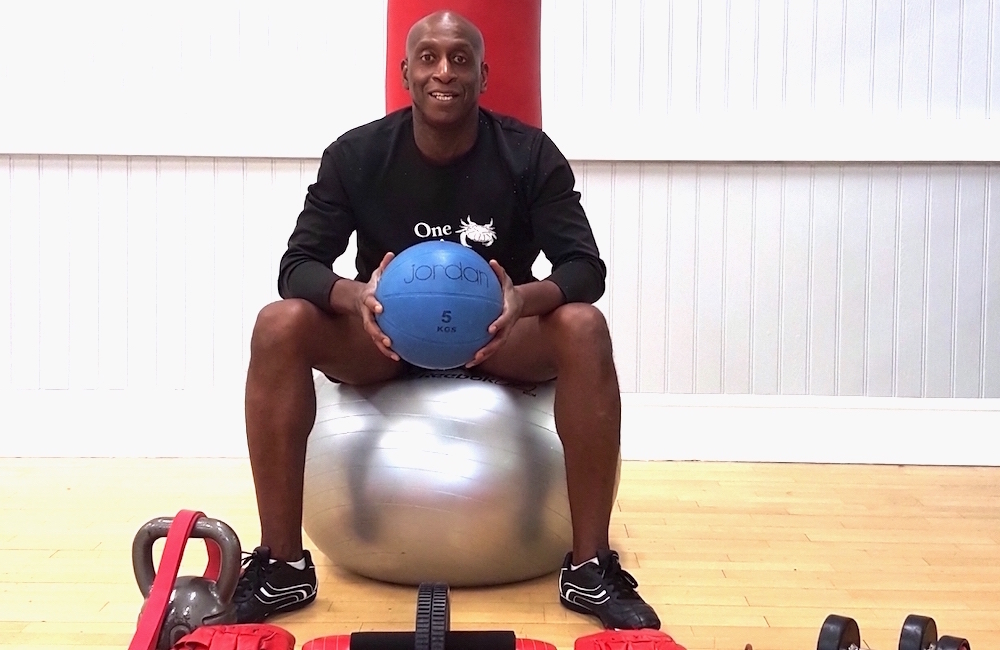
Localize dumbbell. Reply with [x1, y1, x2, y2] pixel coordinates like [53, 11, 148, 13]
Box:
[817, 613, 971, 650]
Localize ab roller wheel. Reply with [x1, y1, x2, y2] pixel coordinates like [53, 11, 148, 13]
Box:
[415, 583, 450, 650]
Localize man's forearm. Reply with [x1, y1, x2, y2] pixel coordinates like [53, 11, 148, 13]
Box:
[515, 279, 566, 318]
[328, 278, 365, 315]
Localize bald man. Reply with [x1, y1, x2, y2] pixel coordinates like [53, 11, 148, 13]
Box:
[233, 11, 661, 630]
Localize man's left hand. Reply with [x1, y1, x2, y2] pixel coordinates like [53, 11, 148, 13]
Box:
[466, 259, 522, 367]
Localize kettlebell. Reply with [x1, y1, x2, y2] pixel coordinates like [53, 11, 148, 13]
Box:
[132, 513, 242, 650]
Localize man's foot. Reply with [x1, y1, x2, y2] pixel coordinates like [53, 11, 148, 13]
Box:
[559, 549, 661, 630]
[233, 546, 318, 623]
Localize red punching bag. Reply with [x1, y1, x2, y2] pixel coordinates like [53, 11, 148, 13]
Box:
[385, 0, 542, 128]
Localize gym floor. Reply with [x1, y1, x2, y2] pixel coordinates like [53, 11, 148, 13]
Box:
[1, 458, 998, 650]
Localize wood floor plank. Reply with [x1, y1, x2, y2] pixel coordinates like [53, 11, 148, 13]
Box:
[2, 459, 999, 650]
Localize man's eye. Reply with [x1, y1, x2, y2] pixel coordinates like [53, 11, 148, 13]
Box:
[453, 55, 467, 65]
[420, 53, 434, 62]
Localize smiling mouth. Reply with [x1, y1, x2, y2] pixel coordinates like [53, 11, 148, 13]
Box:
[429, 92, 458, 101]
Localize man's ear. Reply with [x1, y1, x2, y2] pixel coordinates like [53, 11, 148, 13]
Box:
[480, 61, 489, 93]
[401, 58, 410, 89]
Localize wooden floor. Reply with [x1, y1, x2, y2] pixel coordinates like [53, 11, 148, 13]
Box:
[1, 458, 998, 650]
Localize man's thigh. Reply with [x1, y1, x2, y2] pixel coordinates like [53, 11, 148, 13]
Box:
[288, 300, 410, 386]
[474, 316, 559, 384]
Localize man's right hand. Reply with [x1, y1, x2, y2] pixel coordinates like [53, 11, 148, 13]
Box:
[328, 252, 399, 361]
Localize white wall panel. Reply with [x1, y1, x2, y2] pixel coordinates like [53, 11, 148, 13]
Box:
[0, 2, 388, 159]
[3, 0, 1000, 459]
[924, 166, 959, 396]
[609, 168, 642, 393]
[637, 166, 670, 393]
[39, 158, 71, 390]
[666, 165, 697, 393]
[1, 156, 998, 459]
[865, 167, 900, 397]
[183, 159, 218, 389]
[808, 170, 842, 394]
[894, 167, 930, 397]
[127, 159, 158, 389]
[2, 1, 998, 160]
[541, 0, 1000, 160]
[9, 158, 40, 390]
[695, 168, 726, 394]
[0, 158, 12, 390]
[156, 159, 188, 390]
[67, 159, 100, 390]
[986, 167, 1000, 397]
[722, 169, 754, 393]
[725, 0, 757, 114]
[779, 166, 811, 395]
[954, 166, 989, 397]
[566, 160, 999, 398]
[97, 158, 129, 390]
[751, 166, 783, 394]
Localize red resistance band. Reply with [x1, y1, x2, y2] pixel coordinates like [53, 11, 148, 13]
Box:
[128, 510, 224, 650]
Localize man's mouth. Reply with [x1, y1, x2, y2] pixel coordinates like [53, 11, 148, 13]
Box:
[429, 91, 458, 102]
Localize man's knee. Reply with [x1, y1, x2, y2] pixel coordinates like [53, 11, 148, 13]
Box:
[251, 299, 322, 358]
[543, 303, 613, 357]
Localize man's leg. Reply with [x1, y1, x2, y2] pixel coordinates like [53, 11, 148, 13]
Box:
[477, 302, 618, 563]
[238, 298, 405, 622]
[477, 302, 660, 630]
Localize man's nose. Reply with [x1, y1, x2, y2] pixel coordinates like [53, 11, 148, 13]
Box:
[433, 59, 456, 81]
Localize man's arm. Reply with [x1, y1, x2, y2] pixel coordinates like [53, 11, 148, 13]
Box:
[527, 132, 607, 307]
[278, 144, 357, 313]
[466, 129, 603, 367]
[515, 278, 566, 317]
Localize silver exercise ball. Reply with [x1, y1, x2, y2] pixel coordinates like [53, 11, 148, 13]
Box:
[302, 369, 574, 587]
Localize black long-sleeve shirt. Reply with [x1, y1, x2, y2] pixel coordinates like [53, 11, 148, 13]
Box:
[278, 108, 606, 311]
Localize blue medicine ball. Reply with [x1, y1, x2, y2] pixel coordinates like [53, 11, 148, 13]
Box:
[375, 240, 504, 370]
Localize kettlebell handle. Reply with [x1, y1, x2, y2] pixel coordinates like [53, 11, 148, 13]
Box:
[132, 512, 242, 604]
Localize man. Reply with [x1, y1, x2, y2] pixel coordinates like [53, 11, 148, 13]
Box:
[235, 10, 661, 631]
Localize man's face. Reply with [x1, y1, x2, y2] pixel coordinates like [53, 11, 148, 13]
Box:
[403, 20, 487, 128]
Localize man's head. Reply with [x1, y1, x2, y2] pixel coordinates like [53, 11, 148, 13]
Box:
[401, 11, 488, 129]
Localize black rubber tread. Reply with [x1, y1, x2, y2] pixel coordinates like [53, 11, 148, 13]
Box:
[936, 635, 971, 650]
[899, 614, 938, 650]
[415, 582, 450, 650]
[817, 614, 861, 650]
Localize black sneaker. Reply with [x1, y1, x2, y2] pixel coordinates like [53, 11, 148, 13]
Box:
[233, 546, 318, 623]
[559, 549, 661, 630]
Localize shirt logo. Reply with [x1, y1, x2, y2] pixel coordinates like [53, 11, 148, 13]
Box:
[457, 217, 497, 248]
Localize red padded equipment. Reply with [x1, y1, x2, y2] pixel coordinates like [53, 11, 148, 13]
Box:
[170, 624, 295, 650]
[302, 636, 352, 650]
[574, 629, 688, 650]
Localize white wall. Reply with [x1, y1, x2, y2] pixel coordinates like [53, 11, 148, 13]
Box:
[1, 1, 998, 460]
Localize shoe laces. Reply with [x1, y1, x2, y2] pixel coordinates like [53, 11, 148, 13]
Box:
[234, 547, 273, 603]
[603, 551, 641, 600]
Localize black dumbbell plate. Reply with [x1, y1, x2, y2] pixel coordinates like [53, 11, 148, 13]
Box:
[899, 614, 937, 650]
[818, 614, 861, 650]
[936, 635, 971, 650]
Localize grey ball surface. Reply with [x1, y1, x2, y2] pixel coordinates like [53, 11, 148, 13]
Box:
[302, 370, 573, 586]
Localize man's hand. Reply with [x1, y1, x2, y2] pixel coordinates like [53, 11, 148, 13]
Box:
[466, 259, 523, 368]
[357, 252, 399, 361]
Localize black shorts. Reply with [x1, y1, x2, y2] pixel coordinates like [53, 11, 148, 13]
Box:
[322, 360, 423, 384]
